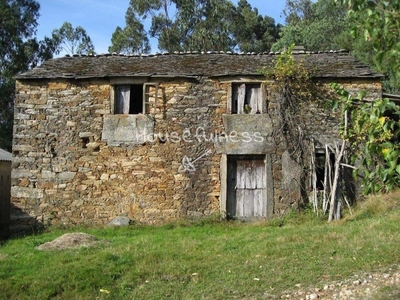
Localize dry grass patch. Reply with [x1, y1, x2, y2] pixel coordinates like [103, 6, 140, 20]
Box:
[35, 232, 103, 251]
[344, 189, 400, 221]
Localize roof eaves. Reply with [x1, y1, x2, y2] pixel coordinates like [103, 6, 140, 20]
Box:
[14, 50, 382, 80]
[0, 148, 12, 162]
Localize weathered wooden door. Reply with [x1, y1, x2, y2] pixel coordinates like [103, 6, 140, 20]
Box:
[227, 156, 266, 218]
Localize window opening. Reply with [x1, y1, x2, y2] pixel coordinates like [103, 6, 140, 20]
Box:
[115, 83, 158, 115]
[314, 152, 335, 190]
[231, 83, 262, 114]
[115, 84, 143, 114]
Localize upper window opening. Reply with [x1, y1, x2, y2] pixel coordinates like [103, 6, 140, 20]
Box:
[231, 83, 262, 114]
[115, 84, 143, 114]
[114, 83, 158, 115]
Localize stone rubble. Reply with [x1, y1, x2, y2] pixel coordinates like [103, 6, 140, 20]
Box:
[279, 265, 400, 299]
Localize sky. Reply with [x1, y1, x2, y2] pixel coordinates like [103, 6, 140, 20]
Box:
[36, 0, 287, 55]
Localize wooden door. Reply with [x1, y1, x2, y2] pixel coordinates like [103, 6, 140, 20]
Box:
[227, 157, 266, 218]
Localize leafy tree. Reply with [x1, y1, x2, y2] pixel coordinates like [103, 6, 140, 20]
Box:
[176, 0, 237, 51]
[0, 0, 55, 151]
[282, 0, 314, 24]
[272, 0, 349, 52]
[0, 0, 53, 76]
[110, 0, 280, 53]
[108, 4, 150, 54]
[338, 0, 400, 92]
[51, 22, 95, 55]
[323, 1, 400, 196]
[109, 26, 150, 55]
[339, 0, 400, 70]
[331, 83, 400, 194]
[232, 0, 281, 53]
[123, 0, 237, 52]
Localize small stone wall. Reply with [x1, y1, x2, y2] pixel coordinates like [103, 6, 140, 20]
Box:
[11, 76, 381, 228]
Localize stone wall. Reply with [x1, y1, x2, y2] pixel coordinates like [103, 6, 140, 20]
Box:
[11, 76, 381, 228]
[12, 77, 226, 228]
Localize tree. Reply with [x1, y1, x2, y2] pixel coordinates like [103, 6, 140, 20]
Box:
[271, 0, 349, 52]
[282, 0, 314, 24]
[114, 0, 237, 52]
[108, 5, 150, 54]
[331, 84, 400, 195]
[110, 0, 280, 53]
[328, 0, 400, 194]
[339, 0, 400, 69]
[231, 0, 281, 53]
[178, 0, 237, 52]
[0, 0, 55, 151]
[338, 0, 400, 92]
[51, 22, 95, 55]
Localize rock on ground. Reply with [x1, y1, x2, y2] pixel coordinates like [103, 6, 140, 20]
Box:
[107, 216, 132, 227]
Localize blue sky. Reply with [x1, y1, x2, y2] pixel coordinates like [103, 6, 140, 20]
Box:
[36, 0, 287, 55]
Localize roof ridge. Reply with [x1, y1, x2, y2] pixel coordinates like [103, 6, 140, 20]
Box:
[63, 49, 349, 59]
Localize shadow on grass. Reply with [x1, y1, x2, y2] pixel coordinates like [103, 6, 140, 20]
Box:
[3, 203, 45, 241]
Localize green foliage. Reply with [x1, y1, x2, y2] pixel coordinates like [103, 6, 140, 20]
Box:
[272, 0, 349, 52]
[340, 0, 400, 66]
[0, 3, 94, 149]
[331, 83, 400, 194]
[0, 78, 14, 151]
[262, 44, 313, 100]
[108, 3, 150, 54]
[109, 25, 150, 55]
[231, 0, 281, 53]
[271, 0, 400, 92]
[261, 44, 317, 166]
[51, 22, 95, 55]
[111, 0, 280, 53]
[338, 0, 400, 91]
[0, 0, 56, 151]
[112, 0, 236, 52]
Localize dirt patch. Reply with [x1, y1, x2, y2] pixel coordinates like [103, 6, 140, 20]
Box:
[35, 232, 103, 251]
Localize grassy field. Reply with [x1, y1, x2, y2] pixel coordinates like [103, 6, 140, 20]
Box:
[0, 192, 399, 299]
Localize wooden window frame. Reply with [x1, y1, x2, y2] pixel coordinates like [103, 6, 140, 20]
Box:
[110, 78, 158, 115]
[229, 82, 266, 114]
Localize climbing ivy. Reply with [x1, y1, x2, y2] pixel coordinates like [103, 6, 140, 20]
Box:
[261, 44, 316, 160]
[262, 44, 314, 107]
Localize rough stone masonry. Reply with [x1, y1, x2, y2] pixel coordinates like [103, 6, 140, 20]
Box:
[11, 51, 382, 230]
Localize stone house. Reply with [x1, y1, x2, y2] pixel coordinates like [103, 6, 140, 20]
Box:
[11, 50, 382, 229]
[0, 148, 12, 238]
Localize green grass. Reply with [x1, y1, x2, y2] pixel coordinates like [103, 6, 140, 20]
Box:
[1, 192, 400, 299]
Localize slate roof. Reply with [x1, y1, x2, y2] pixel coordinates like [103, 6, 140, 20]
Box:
[16, 50, 382, 80]
[0, 148, 12, 162]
